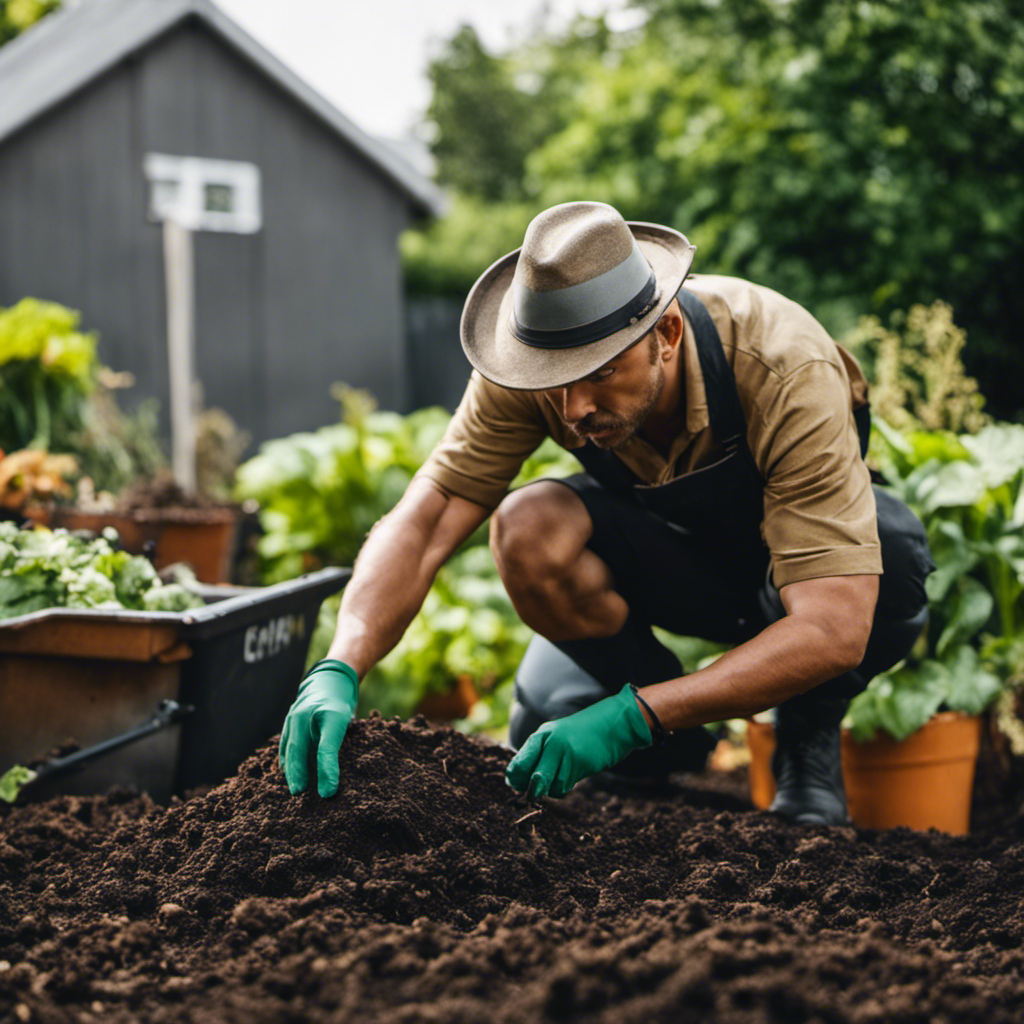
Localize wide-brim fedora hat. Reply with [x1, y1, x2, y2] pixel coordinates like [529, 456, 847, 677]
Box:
[461, 201, 696, 391]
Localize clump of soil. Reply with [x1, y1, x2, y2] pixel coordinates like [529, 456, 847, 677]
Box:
[3, 714, 1024, 1022]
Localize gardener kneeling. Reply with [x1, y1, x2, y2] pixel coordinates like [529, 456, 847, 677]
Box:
[279, 201, 934, 826]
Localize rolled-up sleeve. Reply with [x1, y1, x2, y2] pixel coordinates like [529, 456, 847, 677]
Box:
[415, 372, 548, 510]
[752, 360, 882, 588]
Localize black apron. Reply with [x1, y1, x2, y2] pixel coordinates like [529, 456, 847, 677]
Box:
[570, 287, 770, 575]
[511, 289, 926, 731]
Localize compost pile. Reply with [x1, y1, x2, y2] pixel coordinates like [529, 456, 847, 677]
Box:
[3, 717, 1024, 1023]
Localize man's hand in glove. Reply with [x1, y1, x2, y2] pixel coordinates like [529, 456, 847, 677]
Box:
[279, 659, 359, 797]
[506, 683, 653, 798]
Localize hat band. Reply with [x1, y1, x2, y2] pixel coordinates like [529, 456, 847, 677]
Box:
[509, 271, 658, 350]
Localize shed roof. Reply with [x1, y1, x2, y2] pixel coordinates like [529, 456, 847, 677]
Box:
[0, 0, 443, 216]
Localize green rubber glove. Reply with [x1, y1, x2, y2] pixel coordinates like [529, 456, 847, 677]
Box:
[279, 659, 359, 797]
[506, 683, 653, 798]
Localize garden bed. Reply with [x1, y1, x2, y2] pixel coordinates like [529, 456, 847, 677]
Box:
[2, 715, 1024, 1023]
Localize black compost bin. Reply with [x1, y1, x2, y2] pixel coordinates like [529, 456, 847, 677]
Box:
[174, 567, 350, 790]
[0, 567, 350, 799]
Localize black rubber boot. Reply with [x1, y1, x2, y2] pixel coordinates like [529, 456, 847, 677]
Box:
[768, 693, 850, 826]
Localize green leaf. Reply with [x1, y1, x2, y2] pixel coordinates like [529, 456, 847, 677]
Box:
[877, 663, 949, 742]
[920, 461, 987, 512]
[943, 646, 1003, 716]
[848, 663, 949, 743]
[936, 577, 994, 658]
[924, 520, 978, 603]
[0, 765, 37, 803]
[961, 425, 1024, 491]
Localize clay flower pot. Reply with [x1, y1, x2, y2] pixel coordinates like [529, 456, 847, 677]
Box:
[416, 674, 479, 722]
[25, 506, 240, 583]
[840, 712, 981, 835]
[746, 717, 777, 811]
[745, 712, 982, 835]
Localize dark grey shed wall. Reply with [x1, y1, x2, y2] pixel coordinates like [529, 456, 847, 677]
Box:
[0, 17, 413, 447]
[405, 296, 471, 412]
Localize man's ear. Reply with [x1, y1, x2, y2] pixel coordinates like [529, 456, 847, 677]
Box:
[655, 300, 684, 359]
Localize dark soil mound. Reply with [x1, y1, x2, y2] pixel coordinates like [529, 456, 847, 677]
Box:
[3, 714, 1024, 1022]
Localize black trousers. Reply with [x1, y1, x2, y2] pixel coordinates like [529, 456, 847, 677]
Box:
[509, 476, 935, 757]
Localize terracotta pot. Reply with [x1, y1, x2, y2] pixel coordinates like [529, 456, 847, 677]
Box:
[134, 509, 239, 583]
[416, 674, 479, 722]
[745, 718, 777, 810]
[26, 506, 239, 583]
[745, 712, 982, 834]
[841, 711, 981, 835]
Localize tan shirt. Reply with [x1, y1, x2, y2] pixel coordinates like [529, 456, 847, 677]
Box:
[417, 274, 882, 588]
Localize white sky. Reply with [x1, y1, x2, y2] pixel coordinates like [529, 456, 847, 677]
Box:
[214, 0, 633, 141]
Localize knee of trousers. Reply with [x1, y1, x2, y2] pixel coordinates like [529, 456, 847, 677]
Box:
[508, 635, 609, 750]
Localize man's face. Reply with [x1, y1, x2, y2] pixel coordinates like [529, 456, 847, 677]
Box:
[545, 332, 665, 450]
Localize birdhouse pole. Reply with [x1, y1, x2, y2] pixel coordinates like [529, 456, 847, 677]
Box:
[162, 216, 198, 492]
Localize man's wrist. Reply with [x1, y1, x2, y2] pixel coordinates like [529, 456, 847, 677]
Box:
[301, 658, 359, 691]
[629, 684, 667, 744]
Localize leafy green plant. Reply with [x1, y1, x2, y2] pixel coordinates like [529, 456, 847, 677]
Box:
[355, 545, 533, 724]
[0, 764, 36, 804]
[846, 420, 1024, 742]
[234, 387, 452, 582]
[0, 298, 167, 495]
[236, 385, 582, 583]
[0, 521, 203, 619]
[846, 648, 1002, 743]
[0, 298, 98, 453]
[259, 393, 586, 731]
[843, 301, 989, 435]
[874, 421, 1024, 646]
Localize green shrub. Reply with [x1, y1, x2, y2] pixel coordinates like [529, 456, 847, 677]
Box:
[846, 420, 1024, 741]
[0, 298, 165, 494]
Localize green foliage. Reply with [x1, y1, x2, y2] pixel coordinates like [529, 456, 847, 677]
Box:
[401, 194, 539, 296]
[410, 0, 1024, 418]
[70, 386, 166, 497]
[424, 17, 617, 206]
[234, 387, 452, 582]
[250, 395, 582, 729]
[846, 647, 1002, 742]
[0, 299, 98, 452]
[357, 546, 533, 723]
[0, 764, 36, 803]
[0, 521, 203, 620]
[0, 298, 166, 494]
[842, 302, 989, 434]
[426, 25, 547, 203]
[0, 0, 59, 46]
[236, 386, 581, 583]
[874, 421, 1024, 644]
[846, 419, 1024, 741]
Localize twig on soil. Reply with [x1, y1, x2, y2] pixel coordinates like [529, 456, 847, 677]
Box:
[514, 809, 543, 825]
[442, 759, 449, 777]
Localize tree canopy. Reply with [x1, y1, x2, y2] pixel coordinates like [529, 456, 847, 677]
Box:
[407, 0, 1024, 420]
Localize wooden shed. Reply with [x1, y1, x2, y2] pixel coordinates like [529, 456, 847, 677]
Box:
[0, 0, 443, 446]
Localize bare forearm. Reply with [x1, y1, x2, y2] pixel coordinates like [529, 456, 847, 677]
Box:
[325, 479, 489, 679]
[640, 618, 857, 731]
[325, 519, 433, 677]
[639, 575, 879, 731]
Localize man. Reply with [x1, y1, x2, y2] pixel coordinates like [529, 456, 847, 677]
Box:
[279, 201, 934, 825]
